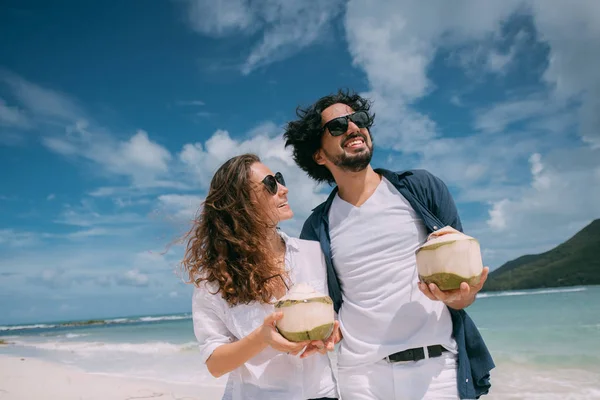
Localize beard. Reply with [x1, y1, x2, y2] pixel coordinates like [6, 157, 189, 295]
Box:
[324, 133, 374, 172]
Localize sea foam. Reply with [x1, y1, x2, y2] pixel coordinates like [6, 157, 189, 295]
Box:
[9, 339, 198, 355]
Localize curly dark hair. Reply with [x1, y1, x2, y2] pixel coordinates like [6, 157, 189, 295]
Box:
[283, 88, 375, 184]
[180, 154, 286, 307]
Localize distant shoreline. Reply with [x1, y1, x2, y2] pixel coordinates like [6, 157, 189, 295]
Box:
[0, 312, 192, 333]
[479, 283, 599, 293]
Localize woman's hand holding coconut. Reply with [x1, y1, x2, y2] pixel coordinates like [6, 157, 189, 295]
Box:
[416, 226, 490, 310]
[300, 320, 342, 359]
[258, 311, 311, 355]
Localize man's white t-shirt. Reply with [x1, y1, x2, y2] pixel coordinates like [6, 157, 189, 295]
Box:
[329, 176, 457, 368]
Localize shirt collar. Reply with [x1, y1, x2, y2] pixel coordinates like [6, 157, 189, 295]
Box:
[277, 229, 300, 252]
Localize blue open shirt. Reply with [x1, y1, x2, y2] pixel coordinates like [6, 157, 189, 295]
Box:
[299, 168, 495, 399]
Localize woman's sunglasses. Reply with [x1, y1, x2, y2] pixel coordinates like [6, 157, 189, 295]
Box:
[322, 111, 372, 137]
[261, 172, 286, 195]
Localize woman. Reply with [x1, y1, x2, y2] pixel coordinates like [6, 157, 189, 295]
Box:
[181, 154, 339, 400]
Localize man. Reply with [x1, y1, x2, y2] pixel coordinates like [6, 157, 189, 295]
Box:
[283, 89, 494, 400]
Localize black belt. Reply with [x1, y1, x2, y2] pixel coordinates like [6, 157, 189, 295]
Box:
[385, 345, 448, 363]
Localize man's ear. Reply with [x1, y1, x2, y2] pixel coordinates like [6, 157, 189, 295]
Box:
[313, 149, 326, 166]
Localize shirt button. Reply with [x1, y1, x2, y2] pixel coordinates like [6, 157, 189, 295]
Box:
[466, 378, 469, 383]
[433, 225, 438, 230]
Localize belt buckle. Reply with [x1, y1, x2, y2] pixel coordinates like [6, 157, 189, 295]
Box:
[428, 345, 443, 358]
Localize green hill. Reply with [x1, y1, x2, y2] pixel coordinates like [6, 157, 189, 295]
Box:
[483, 219, 600, 291]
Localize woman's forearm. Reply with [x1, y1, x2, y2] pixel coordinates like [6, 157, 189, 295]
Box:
[206, 328, 268, 377]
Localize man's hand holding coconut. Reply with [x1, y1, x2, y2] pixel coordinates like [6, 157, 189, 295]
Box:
[416, 226, 490, 310]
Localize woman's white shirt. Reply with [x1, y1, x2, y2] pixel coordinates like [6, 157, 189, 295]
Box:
[192, 231, 339, 400]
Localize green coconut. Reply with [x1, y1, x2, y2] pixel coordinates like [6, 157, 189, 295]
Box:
[416, 226, 484, 291]
[274, 283, 335, 342]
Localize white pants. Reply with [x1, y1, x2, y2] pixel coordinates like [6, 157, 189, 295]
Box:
[337, 352, 459, 400]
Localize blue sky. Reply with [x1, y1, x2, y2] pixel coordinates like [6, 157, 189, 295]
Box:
[1, 0, 599, 325]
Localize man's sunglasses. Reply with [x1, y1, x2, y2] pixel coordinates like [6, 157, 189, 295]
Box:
[261, 172, 286, 195]
[322, 111, 372, 137]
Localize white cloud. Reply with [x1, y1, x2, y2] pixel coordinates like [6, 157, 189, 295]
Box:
[0, 229, 39, 247]
[450, 95, 463, 107]
[346, 0, 521, 99]
[474, 96, 562, 134]
[246, 121, 281, 139]
[42, 124, 173, 187]
[55, 205, 146, 228]
[0, 226, 133, 248]
[37, 268, 69, 288]
[119, 130, 172, 172]
[0, 69, 84, 122]
[415, 129, 539, 201]
[181, 0, 344, 74]
[120, 269, 150, 287]
[132, 249, 179, 271]
[43, 135, 80, 155]
[454, 28, 529, 76]
[529, 0, 600, 148]
[64, 228, 112, 240]
[487, 48, 515, 73]
[183, 0, 255, 36]
[157, 194, 204, 221]
[529, 153, 550, 190]
[0, 98, 32, 129]
[176, 100, 205, 106]
[487, 199, 510, 231]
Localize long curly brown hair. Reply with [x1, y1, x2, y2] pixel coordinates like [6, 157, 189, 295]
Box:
[180, 154, 286, 307]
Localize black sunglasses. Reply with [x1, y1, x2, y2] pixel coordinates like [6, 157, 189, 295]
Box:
[322, 111, 372, 137]
[261, 172, 286, 195]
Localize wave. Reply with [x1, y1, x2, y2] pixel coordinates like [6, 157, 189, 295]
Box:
[10, 339, 198, 355]
[138, 315, 190, 322]
[0, 323, 59, 331]
[63, 333, 89, 339]
[477, 287, 587, 299]
[0, 313, 191, 333]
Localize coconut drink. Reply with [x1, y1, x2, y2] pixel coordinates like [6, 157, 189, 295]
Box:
[416, 226, 484, 291]
[274, 283, 335, 342]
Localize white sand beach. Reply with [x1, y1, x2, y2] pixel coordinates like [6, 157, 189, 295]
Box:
[0, 355, 225, 400]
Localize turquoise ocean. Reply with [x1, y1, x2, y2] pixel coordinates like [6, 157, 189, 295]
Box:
[2, 285, 600, 399]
